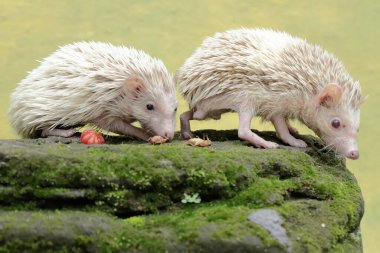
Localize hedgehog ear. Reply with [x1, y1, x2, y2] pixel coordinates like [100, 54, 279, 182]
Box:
[317, 84, 342, 108]
[124, 77, 145, 100]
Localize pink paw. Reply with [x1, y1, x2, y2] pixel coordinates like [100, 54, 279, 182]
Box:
[255, 140, 280, 149]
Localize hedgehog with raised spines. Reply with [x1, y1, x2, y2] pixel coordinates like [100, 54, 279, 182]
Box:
[176, 28, 365, 159]
[9, 41, 178, 141]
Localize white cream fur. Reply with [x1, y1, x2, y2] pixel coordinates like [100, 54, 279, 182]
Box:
[8, 41, 177, 139]
[176, 28, 363, 158]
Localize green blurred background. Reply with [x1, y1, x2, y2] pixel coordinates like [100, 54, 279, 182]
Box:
[0, 0, 379, 251]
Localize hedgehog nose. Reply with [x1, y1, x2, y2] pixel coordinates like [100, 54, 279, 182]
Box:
[348, 150, 359, 160]
[164, 132, 173, 140]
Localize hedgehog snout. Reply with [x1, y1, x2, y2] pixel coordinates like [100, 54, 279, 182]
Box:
[164, 131, 174, 140]
[335, 138, 359, 160]
[150, 119, 175, 140]
[348, 150, 359, 160]
[154, 129, 174, 140]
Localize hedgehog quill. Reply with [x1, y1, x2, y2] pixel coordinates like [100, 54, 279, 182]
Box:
[9, 42, 177, 141]
[176, 28, 365, 160]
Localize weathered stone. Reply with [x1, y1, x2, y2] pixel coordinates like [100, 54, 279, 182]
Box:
[248, 209, 291, 252]
[0, 130, 363, 252]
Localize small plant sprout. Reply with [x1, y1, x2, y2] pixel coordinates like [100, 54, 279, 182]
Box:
[181, 193, 201, 204]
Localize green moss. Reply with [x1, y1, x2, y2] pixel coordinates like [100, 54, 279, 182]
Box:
[0, 211, 164, 253]
[124, 216, 146, 228]
[33, 188, 97, 199]
[0, 130, 363, 252]
[231, 178, 290, 207]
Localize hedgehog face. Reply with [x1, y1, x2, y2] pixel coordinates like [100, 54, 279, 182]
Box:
[311, 84, 360, 159]
[314, 106, 360, 160]
[124, 77, 177, 139]
[139, 92, 178, 139]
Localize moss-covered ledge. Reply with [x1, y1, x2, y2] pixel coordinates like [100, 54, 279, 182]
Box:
[0, 130, 363, 252]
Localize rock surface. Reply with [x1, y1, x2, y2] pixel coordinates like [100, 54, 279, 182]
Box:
[248, 209, 291, 252]
[0, 130, 363, 252]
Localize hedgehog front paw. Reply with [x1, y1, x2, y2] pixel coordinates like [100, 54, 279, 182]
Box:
[260, 141, 280, 149]
[251, 140, 279, 149]
[286, 137, 307, 148]
[291, 139, 307, 148]
[181, 131, 193, 140]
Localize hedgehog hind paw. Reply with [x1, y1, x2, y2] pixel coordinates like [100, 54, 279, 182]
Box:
[41, 128, 76, 138]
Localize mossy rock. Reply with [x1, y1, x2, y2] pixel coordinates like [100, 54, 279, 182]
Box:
[0, 130, 363, 252]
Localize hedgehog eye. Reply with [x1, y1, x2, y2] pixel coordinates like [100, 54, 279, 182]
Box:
[174, 107, 178, 112]
[146, 104, 154, 110]
[331, 118, 341, 129]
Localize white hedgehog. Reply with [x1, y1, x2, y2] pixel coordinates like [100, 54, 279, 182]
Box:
[8, 42, 177, 140]
[176, 28, 365, 159]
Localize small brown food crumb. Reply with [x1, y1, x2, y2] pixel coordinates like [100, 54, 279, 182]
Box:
[148, 136, 168, 145]
[187, 137, 212, 147]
